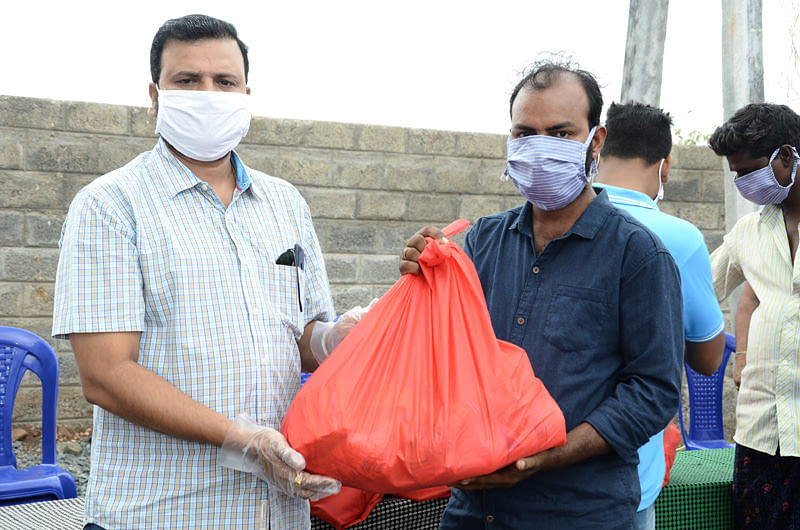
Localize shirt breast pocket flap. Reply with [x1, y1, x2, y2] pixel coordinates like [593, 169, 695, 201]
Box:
[543, 285, 610, 352]
[267, 263, 302, 328]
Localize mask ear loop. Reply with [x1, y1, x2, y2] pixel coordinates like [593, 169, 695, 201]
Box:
[588, 158, 599, 180]
[654, 158, 665, 203]
[590, 157, 600, 183]
[785, 147, 800, 189]
[760, 147, 795, 192]
[584, 126, 599, 180]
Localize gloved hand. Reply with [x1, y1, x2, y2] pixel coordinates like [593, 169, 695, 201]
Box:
[218, 414, 341, 501]
[309, 299, 379, 363]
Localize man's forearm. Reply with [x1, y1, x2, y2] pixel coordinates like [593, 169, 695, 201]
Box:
[87, 359, 233, 446]
[71, 332, 232, 447]
[520, 422, 611, 473]
[298, 320, 319, 372]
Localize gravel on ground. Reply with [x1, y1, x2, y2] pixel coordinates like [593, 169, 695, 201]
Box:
[12, 425, 92, 497]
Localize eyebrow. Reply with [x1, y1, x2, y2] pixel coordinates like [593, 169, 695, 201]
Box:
[512, 124, 537, 133]
[545, 121, 577, 132]
[171, 71, 241, 80]
[512, 121, 578, 133]
[172, 70, 201, 78]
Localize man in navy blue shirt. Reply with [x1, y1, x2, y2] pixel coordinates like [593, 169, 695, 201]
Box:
[400, 60, 684, 529]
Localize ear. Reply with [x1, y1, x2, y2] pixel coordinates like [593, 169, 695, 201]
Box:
[777, 144, 795, 169]
[147, 83, 158, 118]
[591, 126, 607, 158]
[661, 155, 672, 184]
[773, 144, 797, 186]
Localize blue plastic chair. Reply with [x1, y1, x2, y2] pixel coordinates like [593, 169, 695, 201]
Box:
[677, 332, 736, 450]
[0, 326, 77, 505]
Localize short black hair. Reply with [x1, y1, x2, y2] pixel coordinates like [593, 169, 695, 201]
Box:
[709, 103, 800, 159]
[601, 102, 673, 165]
[509, 58, 603, 128]
[150, 14, 249, 85]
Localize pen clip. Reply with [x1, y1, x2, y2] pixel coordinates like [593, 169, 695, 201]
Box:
[294, 244, 305, 312]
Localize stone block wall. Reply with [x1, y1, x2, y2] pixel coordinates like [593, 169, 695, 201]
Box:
[0, 95, 732, 432]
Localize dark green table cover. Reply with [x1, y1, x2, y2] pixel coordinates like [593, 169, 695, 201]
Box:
[655, 448, 734, 529]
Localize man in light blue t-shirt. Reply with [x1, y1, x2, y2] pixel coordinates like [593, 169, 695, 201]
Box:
[594, 102, 725, 530]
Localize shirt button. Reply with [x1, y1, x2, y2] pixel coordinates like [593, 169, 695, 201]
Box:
[532, 266, 540, 274]
[517, 317, 525, 325]
[486, 514, 495, 523]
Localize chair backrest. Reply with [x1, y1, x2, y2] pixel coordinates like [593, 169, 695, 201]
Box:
[679, 332, 734, 444]
[0, 327, 60, 468]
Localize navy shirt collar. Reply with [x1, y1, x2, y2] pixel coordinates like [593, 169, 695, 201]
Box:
[509, 187, 613, 241]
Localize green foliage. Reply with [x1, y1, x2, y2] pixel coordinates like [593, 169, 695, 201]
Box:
[673, 128, 711, 146]
[672, 109, 712, 146]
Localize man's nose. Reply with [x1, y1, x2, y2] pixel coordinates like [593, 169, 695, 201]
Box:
[195, 77, 222, 91]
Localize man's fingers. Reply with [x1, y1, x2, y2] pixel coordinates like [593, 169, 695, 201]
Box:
[292, 471, 342, 499]
[515, 455, 537, 471]
[278, 446, 306, 471]
[416, 226, 447, 242]
[400, 226, 445, 275]
[399, 260, 422, 276]
[260, 430, 304, 471]
[450, 461, 537, 490]
[300, 472, 341, 492]
[454, 470, 515, 490]
[404, 233, 428, 254]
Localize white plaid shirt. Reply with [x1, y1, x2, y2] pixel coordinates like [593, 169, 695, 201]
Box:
[53, 139, 334, 529]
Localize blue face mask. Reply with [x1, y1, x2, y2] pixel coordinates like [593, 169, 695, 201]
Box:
[503, 127, 597, 211]
[735, 147, 799, 205]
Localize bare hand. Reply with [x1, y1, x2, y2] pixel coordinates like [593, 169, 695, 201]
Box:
[453, 464, 534, 490]
[399, 226, 447, 275]
[452, 422, 608, 490]
[453, 449, 556, 490]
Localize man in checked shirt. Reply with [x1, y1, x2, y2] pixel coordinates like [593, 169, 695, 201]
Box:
[53, 14, 360, 530]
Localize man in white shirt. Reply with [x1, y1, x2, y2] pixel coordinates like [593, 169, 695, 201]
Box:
[54, 14, 352, 529]
[709, 102, 800, 529]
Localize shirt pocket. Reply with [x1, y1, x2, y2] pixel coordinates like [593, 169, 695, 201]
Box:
[264, 262, 303, 335]
[543, 284, 610, 352]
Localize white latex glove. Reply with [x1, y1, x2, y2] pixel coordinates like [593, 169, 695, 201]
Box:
[310, 298, 379, 363]
[218, 414, 341, 501]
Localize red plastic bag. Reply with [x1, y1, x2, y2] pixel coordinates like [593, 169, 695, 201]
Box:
[311, 485, 449, 529]
[281, 220, 566, 492]
[661, 422, 682, 487]
[311, 485, 450, 530]
[397, 485, 450, 502]
[311, 487, 383, 530]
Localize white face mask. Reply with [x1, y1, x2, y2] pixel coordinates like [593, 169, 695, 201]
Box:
[155, 89, 251, 162]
